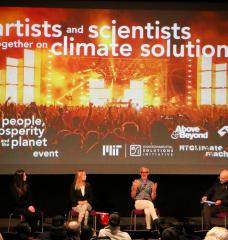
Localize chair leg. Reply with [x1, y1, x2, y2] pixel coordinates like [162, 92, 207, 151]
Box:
[41, 212, 44, 232]
[201, 216, 204, 231]
[68, 210, 72, 221]
[93, 215, 97, 231]
[8, 213, 13, 232]
[134, 213, 136, 231]
[130, 211, 133, 230]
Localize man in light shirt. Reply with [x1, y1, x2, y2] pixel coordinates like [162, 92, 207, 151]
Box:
[99, 212, 132, 240]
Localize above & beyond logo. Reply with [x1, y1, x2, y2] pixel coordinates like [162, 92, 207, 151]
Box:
[171, 125, 208, 140]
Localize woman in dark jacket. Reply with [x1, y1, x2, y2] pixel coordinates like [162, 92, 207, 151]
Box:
[9, 169, 42, 232]
[70, 170, 93, 226]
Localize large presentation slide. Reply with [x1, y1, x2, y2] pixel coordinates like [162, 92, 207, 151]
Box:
[0, 5, 227, 174]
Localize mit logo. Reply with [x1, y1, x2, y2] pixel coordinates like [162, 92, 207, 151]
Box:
[102, 145, 122, 156]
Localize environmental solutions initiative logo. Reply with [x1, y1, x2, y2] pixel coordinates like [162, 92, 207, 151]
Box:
[102, 144, 173, 157]
[171, 125, 208, 140]
[129, 144, 173, 157]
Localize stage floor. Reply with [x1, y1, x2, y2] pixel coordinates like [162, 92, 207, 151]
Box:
[0, 216, 226, 232]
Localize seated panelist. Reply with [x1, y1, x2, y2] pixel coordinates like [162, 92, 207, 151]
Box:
[70, 170, 93, 226]
[131, 166, 160, 230]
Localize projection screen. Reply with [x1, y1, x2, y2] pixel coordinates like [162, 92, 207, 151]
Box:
[0, 3, 227, 174]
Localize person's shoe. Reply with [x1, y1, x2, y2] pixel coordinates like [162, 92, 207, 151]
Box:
[153, 218, 161, 233]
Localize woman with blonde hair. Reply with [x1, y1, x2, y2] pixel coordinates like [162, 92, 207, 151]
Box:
[70, 170, 93, 226]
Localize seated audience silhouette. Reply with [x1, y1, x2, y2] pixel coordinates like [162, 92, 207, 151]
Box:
[66, 220, 80, 240]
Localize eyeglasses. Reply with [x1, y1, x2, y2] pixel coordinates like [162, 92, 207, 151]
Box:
[141, 171, 149, 174]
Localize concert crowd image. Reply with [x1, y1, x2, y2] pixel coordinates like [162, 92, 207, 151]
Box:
[0, 7, 227, 173]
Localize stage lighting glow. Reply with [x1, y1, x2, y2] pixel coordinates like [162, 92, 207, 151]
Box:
[89, 89, 111, 99]
[201, 89, 212, 105]
[135, 104, 141, 111]
[124, 89, 144, 106]
[80, 96, 89, 105]
[90, 98, 108, 106]
[56, 101, 63, 105]
[50, 73, 66, 88]
[6, 85, 17, 103]
[124, 89, 143, 99]
[130, 80, 144, 89]
[7, 57, 18, 66]
[89, 79, 105, 88]
[215, 89, 226, 105]
[24, 50, 35, 67]
[88, 78, 110, 106]
[215, 63, 227, 105]
[152, 97, 161, 106]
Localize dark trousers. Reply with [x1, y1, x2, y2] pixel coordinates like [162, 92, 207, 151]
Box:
[13, 208, 42, 232]
[202, 204, 228, 228]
